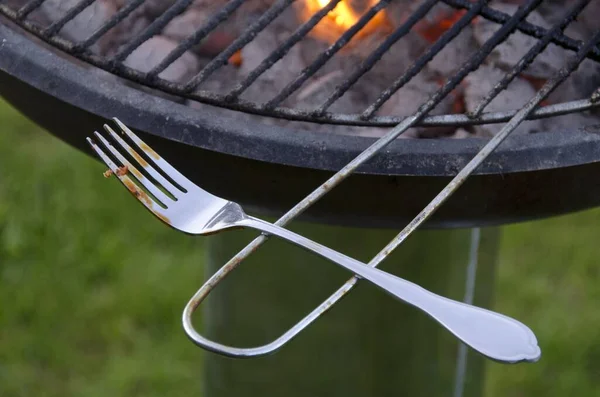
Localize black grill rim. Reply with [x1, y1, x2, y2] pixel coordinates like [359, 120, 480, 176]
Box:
[3, 21, 600, 177]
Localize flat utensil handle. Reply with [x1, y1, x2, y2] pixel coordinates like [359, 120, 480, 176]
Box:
[240, 216, 540, 364]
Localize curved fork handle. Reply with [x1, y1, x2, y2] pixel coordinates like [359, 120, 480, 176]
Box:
[232, 217, 540, 363]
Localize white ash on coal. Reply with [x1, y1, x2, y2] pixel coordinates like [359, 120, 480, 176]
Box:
[123, 36, 200, 83]
[472, 3, 565, 79]
[464, 65, 542, 137]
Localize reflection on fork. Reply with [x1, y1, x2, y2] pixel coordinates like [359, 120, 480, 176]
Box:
[87, 117, 540, 364]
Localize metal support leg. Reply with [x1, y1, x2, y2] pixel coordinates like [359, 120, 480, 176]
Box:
[203, 222, 500, 396]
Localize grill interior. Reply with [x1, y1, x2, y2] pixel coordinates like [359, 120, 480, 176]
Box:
[1, 0, 600, 137]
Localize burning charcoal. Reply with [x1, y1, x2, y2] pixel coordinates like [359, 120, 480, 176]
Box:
[40, 0, 117, 50]
[427, 25, 478, 78]
[540, 112, 598, 135]
[295, 70, 368, 113]
[142, 0, 177, 16]
[535, 0, 598, 38]
[379, 73, 454, 117]
[413, 6, 467, 44]
[449, 128, 471, 139]
[3, 0, 49, 26]
[163, 9, 237, 58]
[296, 71, 344, 103]
[538, 56, 600, 125]
[578, 1, 600, 35]
[547, 59, 600, 104]
[384, 0, 429, 27]
[193, 0, 272, 14]
[98, 4, 150, 56]
[194, 59, 239, 94]
[237, 27, 306, 104]
[464, 65, 542, 136]
[472, 2, 564, 79]
[378, 73, 457, 138]
[295, 0, 392, 47]
[123, 36, 200, 83]
[101, 0, 193, 56]
[112, 0, 176, 17]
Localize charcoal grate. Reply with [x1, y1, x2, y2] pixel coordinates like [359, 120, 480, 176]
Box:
[1, 0, 599, 127]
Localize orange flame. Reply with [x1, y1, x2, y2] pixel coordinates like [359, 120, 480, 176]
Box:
[300, 0, 391, 44]
[317, 0, 363, 31]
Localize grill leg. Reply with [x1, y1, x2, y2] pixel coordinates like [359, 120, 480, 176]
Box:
[203, 223, 500, 396]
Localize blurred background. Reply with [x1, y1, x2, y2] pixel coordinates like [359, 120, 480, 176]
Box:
[1, 98, 599, 396]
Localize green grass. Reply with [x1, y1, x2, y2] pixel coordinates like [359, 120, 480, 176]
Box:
[487, 212, 600, 396]
[0, 101, 206, 396]
[1, 99, 599, 396]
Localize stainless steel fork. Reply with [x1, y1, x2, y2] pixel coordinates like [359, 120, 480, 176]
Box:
[87, 118, 540, 364]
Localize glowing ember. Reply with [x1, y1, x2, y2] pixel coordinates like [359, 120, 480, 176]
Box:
[414, 10, 467, 43]
[300, 0, 391, 44]
[317, 0, 364, 31]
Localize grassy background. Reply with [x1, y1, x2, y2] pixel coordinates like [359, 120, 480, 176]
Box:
[0, 99, 598, 396]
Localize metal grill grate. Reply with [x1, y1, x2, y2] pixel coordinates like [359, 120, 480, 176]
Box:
[1, 0, 599, 127]
[2, 0, 600, 358]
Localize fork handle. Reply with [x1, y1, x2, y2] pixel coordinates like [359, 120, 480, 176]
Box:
[238, 216, 540, 363]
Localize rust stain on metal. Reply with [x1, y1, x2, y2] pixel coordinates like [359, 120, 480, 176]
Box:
[130, 167, 144, 180]
[140, 141, 160, 160]
[116, 165, 129, 176]
[228, 50, 243, 67]
[104, 166, 128, 178]
[123, 178, 153, 207]
[129, 148, 149, 168]
[156, 212, 171, 225]
[123, 178, 137, 194]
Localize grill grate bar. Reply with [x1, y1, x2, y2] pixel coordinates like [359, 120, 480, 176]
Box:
[314, 0, 438, 115]
[224, 0, 344, 101]
[444, 0, 600, 63]
[469, 0, 591, 118]
[361, 0, 487, 119]
[186, 92, 599, 126]
[183, 0, 295, 92]
[148, 0, 246, 79]
[42, 0, 97, 38]
[15, 0, 45, 20]
[264, 0, 391, 110]
[75, 0, 146, 52]
[112, 0, 194, 63]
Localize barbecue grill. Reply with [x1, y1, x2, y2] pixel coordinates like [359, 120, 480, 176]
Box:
[2, 0, 600, 228]
[2, 0, 600, 395]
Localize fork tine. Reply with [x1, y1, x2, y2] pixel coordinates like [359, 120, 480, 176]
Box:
[94, 131, 173, 207]
[112, 118, 195, 191]
[102, 124, 182, 199]
[86, 137, 171, 225]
